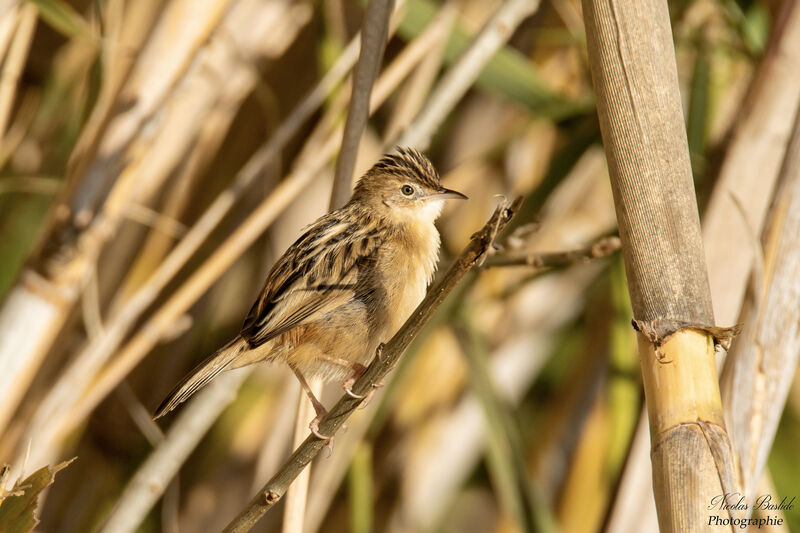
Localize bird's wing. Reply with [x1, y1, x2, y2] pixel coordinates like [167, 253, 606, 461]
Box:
[241, 211, 383, 347]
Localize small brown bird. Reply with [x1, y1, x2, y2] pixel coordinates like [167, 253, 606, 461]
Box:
[154, 148, 466, 435]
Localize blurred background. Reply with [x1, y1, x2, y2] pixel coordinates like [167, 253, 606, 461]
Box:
[0, 0, 798, 532]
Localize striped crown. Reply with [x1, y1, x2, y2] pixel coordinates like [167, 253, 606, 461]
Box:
[361, 147, 441, 190]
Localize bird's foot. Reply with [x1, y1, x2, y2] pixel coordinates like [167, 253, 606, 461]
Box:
[309, 411, 336, 455]
[343, 363, 368, 399]
[343, 364, 384, 408]
[309, 411, 329, 439]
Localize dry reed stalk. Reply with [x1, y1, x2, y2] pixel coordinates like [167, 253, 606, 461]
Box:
[383, 3, 456, 143]
[0, 0, 298, 439]
[581, 0, 739, 530]
[607, 5, 800, 530]
[4, 0, 311, 470]
[702, 1, 800, 326]
[282, 379, 323, 533]
[0, 3, 20, 65]
[0, 2, 36, 141]
[251, 379, 301, 491]
[720, 104, 800, 505]
[396, 0, 541, 149]
[97, 370, 250, 533]
[65, 0, 162, 180]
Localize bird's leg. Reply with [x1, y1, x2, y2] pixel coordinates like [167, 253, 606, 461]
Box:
[342, 363, 384, 408]
[291, 367, 331, 441]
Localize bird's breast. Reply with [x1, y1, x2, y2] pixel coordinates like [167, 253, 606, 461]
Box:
[378, 221, 440, 335]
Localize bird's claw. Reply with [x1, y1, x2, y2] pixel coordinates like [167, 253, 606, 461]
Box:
[342, 378, 366, 400]
[344, 378, 383, 407]
[343, 363, 368, 398]
[343, 378, 385, 409]
[309, 415, 335, 454]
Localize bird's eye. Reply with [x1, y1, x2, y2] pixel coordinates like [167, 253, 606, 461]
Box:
[401, 185, 414, 196]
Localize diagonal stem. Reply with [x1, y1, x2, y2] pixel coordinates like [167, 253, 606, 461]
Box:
[330, 0, 396, 210]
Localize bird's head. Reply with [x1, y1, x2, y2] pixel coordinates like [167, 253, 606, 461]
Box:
[351, 147, 467, 222]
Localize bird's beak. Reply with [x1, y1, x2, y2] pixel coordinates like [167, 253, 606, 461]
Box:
[434, 187, 468, 200]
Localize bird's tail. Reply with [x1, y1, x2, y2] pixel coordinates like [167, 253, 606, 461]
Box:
[154, 337, 249, 419]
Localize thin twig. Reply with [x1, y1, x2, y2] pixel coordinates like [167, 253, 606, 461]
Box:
[396, 0, 540, 149]
[221, 197, 523, 533]
[483, 236, 621, 268]
[115, 381, 164, 447]
[330, 0, 395, 210]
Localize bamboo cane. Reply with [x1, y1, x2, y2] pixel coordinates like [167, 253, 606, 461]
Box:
[581, 1, 741, 530]
[607, 3, 800, 530]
